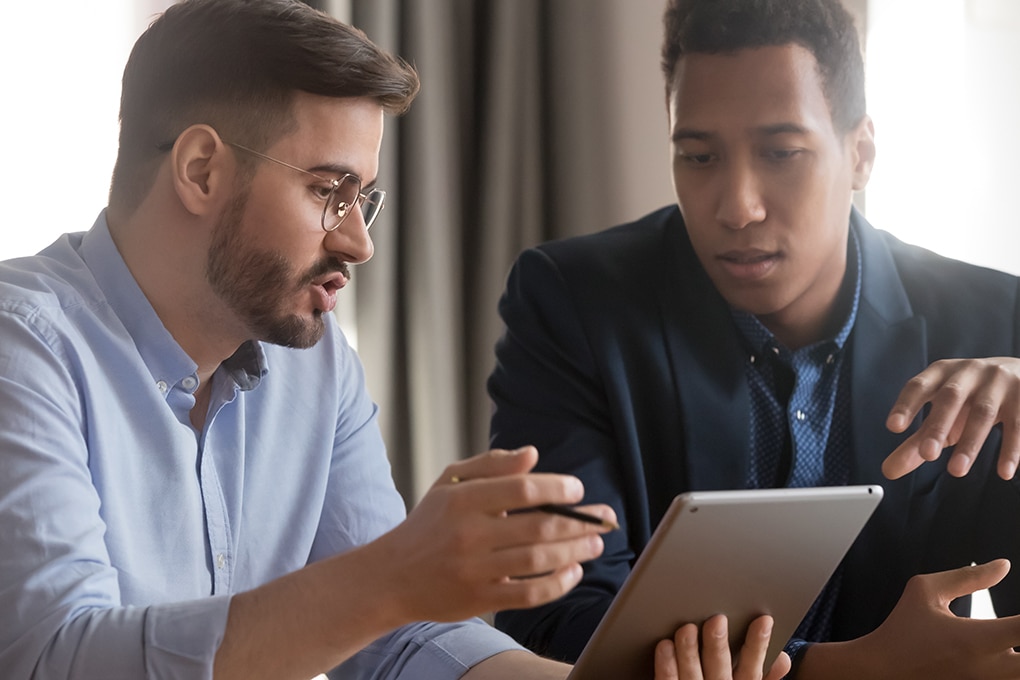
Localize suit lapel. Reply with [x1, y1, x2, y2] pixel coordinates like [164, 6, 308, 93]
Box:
[837, 211, 930, 637]
[658, 210, 751, 490]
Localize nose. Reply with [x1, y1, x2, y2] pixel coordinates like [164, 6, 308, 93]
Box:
[324, 209, 374, 264]
[715, 161, 766, 230]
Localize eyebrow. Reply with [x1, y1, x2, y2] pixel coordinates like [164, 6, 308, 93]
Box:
[671, 128, 713, 144]
[671, 122, 812, 144]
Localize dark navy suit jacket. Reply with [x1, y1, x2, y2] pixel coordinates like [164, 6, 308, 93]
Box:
[488, 204, 1020, 662]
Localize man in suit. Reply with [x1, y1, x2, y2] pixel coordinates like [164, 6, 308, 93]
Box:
[488, 0, 1020, 677]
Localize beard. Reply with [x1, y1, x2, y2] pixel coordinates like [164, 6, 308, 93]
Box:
[205, 190, 350, 349]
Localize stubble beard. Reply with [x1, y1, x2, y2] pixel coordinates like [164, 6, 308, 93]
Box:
[205, 190, 345, 349]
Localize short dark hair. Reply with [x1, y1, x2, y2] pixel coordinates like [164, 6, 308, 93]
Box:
[110, 0, 420, 214]
[661, 0, 865, 133]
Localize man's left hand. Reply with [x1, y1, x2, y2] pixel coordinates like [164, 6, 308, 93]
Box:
[883, 357, 1020, 479]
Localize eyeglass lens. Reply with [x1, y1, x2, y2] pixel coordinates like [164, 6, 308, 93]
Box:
[324, 175, 386, 231]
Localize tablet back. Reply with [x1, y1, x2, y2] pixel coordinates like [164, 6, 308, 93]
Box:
[567, 485, 883, 679]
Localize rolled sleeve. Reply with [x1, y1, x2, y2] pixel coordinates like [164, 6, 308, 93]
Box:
[331, 619, 526, 680]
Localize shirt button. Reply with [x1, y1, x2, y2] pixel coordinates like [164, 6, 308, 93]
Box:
[156, 380, 169, 394]
[749, 354, 757, 364]
[216, 553, 226, 570]
[826, 354, 835, 365]
[181, 376, 198, 391]
[795, 409, 807, 422]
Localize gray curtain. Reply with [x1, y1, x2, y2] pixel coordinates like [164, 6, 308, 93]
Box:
[349, 0, 675, 504]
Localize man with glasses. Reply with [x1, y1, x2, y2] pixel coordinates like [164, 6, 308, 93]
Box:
[0, 1, 672, 678]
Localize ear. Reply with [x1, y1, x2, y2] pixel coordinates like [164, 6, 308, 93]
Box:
[849, 115, 876, 191]
[169, 124, 232, 217]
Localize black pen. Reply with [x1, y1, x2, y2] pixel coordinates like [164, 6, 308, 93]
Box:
[533, 504, 620, 530]
[449, 475, 619, 530]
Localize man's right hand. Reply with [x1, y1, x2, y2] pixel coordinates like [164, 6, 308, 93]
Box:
[367, 445, 617, 625]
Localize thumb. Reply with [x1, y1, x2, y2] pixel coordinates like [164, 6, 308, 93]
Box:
[933, 559, 1011, 605]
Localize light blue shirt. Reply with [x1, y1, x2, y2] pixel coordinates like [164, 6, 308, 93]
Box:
[0, 212, 522, 679]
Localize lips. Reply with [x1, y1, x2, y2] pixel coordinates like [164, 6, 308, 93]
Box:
[717, 248, 781, 280]
[312, 272, 348, 313]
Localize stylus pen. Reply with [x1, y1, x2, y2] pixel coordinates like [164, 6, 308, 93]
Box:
[534, 504, 620, 530]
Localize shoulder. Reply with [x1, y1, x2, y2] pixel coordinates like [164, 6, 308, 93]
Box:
[509, 206, 685, 297]
[534, 205, 680, 268]
[856, 217, 1020, 354]
[863, 222, 1019, 307]
[0, 235, 105, 340]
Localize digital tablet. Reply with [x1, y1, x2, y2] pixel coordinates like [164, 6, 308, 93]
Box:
[567, 485, 883, 679]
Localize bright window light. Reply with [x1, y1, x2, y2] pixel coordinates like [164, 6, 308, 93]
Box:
[865, 0, 1020, 275]
[0, 1, 173, 261]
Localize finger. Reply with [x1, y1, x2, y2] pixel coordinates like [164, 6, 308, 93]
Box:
[453, 472, 587, 515]
[926, 559, 1012, 607]
[912, 371, 980, 461]
[700, 614, 733, 680]
[482, 562, 584, 612]
[504, 504, 618, 544]
[487, 531, 605, 579]
[670, 623, 703, 680]
[886, 363, 951, 432]
[563, 503, 620, 532]
[882, 406, 969, 480]
[947, 367, 1014, 476]
[733, 615, 773, 680]
[655, 637, 682, 680]
[442, 446, 539, 486]
[764, 652, 792, 680]
[999, 411, 1020, 479]
[882, 433, 935, 480]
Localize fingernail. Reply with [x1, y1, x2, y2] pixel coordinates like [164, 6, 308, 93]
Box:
[1003, 461, 1017, 479]
[950, 453, 971, 477]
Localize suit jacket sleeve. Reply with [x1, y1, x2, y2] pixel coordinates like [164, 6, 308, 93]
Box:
[488, 244, 635, 662]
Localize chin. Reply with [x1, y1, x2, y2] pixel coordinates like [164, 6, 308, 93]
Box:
[256, 313, 327, 349]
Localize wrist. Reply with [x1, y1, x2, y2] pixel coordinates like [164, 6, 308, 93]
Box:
[792, 638, 880, 680]
[783, 640, 812, 679]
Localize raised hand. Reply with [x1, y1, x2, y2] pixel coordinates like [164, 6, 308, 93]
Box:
[882, 357, 1020, 480]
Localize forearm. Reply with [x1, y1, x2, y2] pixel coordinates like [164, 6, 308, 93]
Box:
[793, 641, 865, 680]
[214, 540, 407, 680]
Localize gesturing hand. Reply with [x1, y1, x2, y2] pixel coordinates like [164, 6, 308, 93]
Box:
[882, 357, 1020, 479]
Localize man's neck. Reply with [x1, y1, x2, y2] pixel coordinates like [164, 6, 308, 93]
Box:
[107, 205, 247, 387]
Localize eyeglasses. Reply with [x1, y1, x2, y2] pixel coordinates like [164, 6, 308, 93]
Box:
[225, 141, 386, 232]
